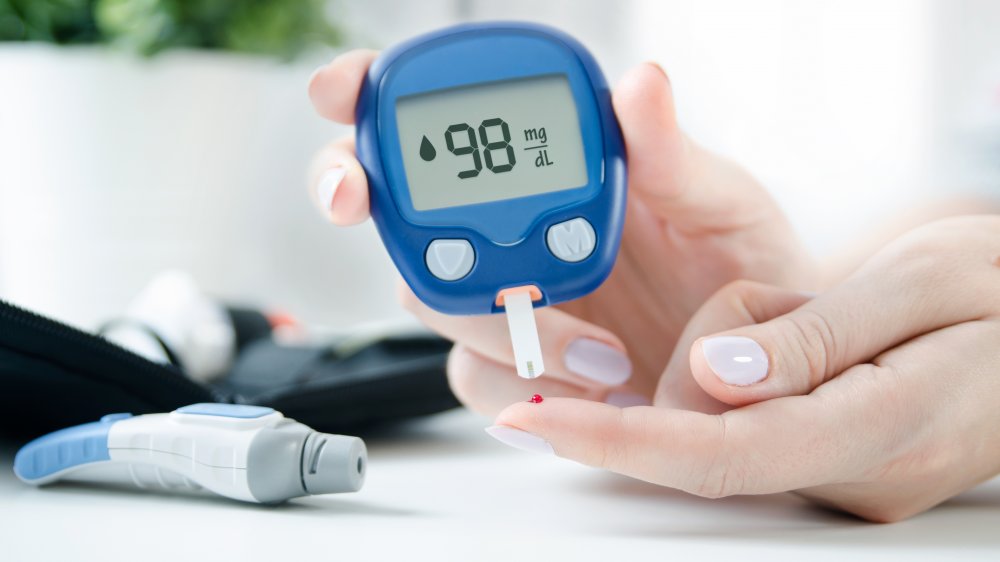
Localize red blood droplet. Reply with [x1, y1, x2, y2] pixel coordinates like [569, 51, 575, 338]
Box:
[528, 394, 544, 404]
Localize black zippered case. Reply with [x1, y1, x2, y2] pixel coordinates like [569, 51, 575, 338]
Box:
[0, 299, 459, 440]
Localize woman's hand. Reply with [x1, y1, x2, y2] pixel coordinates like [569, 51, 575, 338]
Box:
[308, 51, 815, 406]
[486, 215, 1000, 522]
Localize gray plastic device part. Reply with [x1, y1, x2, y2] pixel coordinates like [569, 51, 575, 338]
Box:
[246, 419, 367, 503]
[301, 431, 367, 495]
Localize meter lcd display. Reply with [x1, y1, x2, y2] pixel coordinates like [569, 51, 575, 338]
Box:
[395, 74, 589, 211]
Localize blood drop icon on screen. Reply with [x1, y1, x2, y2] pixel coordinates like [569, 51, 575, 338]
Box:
[419, 135, 436, 161]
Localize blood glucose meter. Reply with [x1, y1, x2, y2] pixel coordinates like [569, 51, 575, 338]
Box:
[355, 22, 626, 377]
[356, 22, 626, 311]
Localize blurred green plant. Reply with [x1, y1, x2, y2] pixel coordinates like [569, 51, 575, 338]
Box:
[0, 0, 341, 59]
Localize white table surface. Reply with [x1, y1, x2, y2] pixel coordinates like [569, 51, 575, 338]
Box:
[2, 408, 998, 561]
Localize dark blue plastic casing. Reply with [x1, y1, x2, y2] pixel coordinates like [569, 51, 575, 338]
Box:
[356, 22, 626, 315]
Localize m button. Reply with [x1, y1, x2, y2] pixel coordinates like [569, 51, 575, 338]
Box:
[546, 218, 596, 262]
[425, 239, 475, 281]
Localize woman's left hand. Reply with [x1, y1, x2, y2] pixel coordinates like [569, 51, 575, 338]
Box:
[486, 215, 1000, 522]
[308, 53, 816, 405]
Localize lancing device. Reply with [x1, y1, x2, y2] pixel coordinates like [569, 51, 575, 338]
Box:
[355, 22, 627, 379]
[13, 403, 366, 504]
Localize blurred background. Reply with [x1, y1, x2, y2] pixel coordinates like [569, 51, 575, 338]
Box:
[0, 0, 998, 332]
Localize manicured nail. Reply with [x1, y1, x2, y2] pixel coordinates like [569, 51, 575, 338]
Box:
[564, 338, 632, 385]
[701, 336, 769, 386]
[604, 391, 650, 407]
[316, 167, 346, 212]
[484, 425, 553, 455]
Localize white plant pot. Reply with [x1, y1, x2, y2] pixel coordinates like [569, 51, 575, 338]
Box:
[0, 45, 404, 330]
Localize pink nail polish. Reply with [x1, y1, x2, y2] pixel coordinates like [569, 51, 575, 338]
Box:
[564, 338, 632, 385]
[701, 336, 769, 385]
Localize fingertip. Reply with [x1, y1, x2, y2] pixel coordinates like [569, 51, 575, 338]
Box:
[690, 333, 788, 408]
[645, 61, 671, 87]
[613, 62, 678, 136]
[494, 399, 540, 428]
[308, 49, 379, 124]
[612, 62, 690, 206]
[327, 166, 370, 226]
[313, 163, 341, 208]
[493, 397, 722, 487]
[676, 282, 821, 407]
[310, 159, 370, 226]
[617, 62, 673, 101]
[494, 396, 620, 441]
[689, 338, 750, 407]
[561, 335, 633, 388]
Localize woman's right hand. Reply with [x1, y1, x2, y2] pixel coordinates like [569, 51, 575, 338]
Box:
[307, 50, 816, 412]
[486, 215, 1000, 522]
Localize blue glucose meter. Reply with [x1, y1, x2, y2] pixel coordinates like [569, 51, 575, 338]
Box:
[356, 22, 626, 316]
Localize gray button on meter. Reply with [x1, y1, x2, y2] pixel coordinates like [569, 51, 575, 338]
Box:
[426, 239, 475, 281]
[546, 218, 597, 262]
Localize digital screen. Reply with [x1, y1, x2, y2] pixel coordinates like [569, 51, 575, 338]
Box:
[395, 74, 588, 211]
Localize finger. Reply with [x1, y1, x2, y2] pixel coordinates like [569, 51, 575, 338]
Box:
[398, 283, 633, 389]
[308, 49, 379, 124]
[489, 388, 869, 497]
[447, 345, 611, 417]
[612, 63, 773, 232]
[798, 318, 1000, 522]
[654, 281, 813, 411]
[307, 137, 370, 226]
[689, 241, 1000, 405]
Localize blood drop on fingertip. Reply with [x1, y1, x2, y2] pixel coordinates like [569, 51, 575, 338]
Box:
[528, 394, 543, 404]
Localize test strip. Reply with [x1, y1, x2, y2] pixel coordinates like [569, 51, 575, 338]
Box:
[503, 291, 545, 379]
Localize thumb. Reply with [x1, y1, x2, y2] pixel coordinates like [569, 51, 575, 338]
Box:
[654, 281, 812, 412]
[613, 63, 773, 233]
[689, 257, 985, 406]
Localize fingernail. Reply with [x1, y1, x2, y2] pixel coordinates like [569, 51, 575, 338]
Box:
[484, 425, 553, 455]
[701, 336, 769, 386]
[647, 61, 670, 84]
[307, 64, 326, 88]
[316, 167, 346, 212]
[604, 391, 650, 407]
[564, 338, 632, 385]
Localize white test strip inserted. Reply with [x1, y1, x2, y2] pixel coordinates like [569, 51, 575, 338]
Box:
[503, 291, 545, 379]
